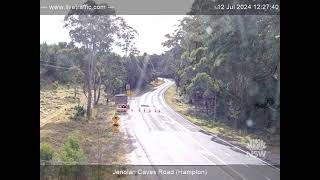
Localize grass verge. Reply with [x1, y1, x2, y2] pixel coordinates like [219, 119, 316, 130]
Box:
[132, 78, 165, 97]
[164, 84, 280, 157]
[150, 78, 165, 88]
[40, 86, 128, 164]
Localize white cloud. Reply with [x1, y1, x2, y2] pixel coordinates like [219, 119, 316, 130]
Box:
[40, 15, 71, 44]
[118, 15, 185, 55]
[40, 15, 186, 55]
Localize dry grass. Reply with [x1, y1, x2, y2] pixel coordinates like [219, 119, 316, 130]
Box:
[150, 78, 165, 87]
[40, 86, 85, 127]
[131, 78, 165, 97]
[40, 86, 129, 165]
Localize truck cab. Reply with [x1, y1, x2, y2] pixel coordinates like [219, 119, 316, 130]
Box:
[117, 104, 130, 112]
[115, 94, 129, 113]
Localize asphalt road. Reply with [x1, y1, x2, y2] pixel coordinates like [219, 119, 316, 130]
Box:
[120, 78, 280, 180]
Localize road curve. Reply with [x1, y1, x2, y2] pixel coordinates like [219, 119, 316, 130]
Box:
[120, 78, 280, 180]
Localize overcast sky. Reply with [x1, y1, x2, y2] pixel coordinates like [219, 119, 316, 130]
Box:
[40, 15, 186, 55]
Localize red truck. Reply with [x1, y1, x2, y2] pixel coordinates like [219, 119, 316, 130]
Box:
[115, 94, 130, 113]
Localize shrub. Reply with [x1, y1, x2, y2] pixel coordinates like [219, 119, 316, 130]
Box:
[58, 134, 86, 165]
[51, 81, 59, 90]
[72, 105, 85, 120]
[40, 143, 54, 161]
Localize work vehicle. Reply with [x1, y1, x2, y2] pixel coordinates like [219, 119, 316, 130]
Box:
[115, 94, 130, 113]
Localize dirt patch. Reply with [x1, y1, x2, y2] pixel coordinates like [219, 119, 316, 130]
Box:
[40, 86, 85, 127]
[40, 87, 128, 164]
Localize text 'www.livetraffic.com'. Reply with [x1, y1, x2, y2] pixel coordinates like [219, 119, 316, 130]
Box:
[41, 4, 107, 10]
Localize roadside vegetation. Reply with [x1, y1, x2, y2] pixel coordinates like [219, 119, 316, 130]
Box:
[40, 132, 128, 179]
[150, 78, 165, 88]
[131, 78, 165, 97]
[40, 84, 86, 127]
[40, 83, 130, 165]
[161, 15, 280, 134]
[159, 15, 280, 160]
[40, 14, 161, 166]
[165, 84, 280, 156]
[41, 5, 279, 168]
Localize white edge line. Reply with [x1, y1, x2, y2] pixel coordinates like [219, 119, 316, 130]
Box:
[164, 113, 248, 180]
[159, 81, 249, 180]
[162, 79, 280, 172]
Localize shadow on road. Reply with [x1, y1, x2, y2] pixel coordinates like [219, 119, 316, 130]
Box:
[198, 130, 248, 156]
[210, 135, 233, 148]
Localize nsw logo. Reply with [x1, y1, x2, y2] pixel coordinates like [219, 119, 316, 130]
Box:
[246, 138, 267, 159]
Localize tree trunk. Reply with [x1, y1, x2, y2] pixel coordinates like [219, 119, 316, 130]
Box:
[94, 73, 102, 105]
[93, 72, 97, 108]
[87, 80, 92, 119]
[86, 50, 94, 119]
[96, 85, 101, 105]
[213, 93, 217, 126]
[95, 76, 102, 105]
[74, 86, 77, 98]
[205, 101, 209, 115]
[82, 84, 87, 98]
[234, 118, 239, 129]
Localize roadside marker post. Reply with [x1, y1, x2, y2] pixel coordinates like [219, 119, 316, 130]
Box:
[112, 126, 119, 133]
[112, 114, 120, 127]
[112, 113, 120, 133]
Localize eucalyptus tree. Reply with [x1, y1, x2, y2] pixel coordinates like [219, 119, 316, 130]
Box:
[162, 15, 280, 132]
[64, 15, 120, 118]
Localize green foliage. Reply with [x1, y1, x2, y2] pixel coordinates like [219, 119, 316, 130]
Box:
[162, 15, 280, 131]
[40, 41, 158, 98]
[186, 73, 218, 103]
[72, 105, 85, 120]
[51, 81, 59, 90]
[111, 78, 123, 93]
[58, 134, 86, 165]
[190, 47, 207, 63]
[40, 143, 54, 161]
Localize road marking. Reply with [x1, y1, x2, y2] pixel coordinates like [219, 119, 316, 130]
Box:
[164, 114, 248, 180]
[264, 176, 271, 180]
[159, 80, 281, 180]
[135, 86, 217, 165]
[129, 79, 277, 179]
[122, 115, 153, 165]
[160, 80, 280, 172]
[156, 80, 253, 179]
